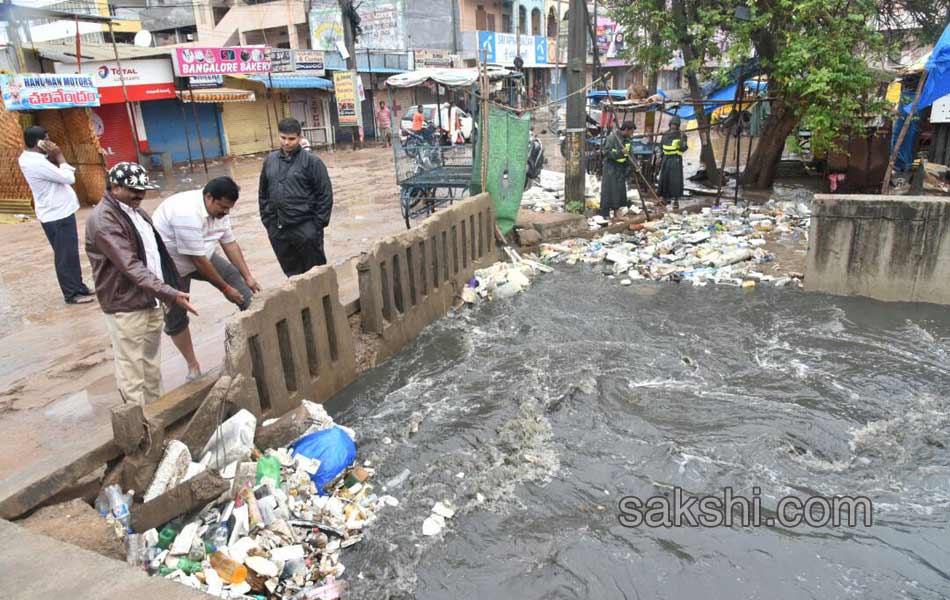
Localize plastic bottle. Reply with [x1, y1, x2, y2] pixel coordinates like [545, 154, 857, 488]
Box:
[188, 536, 205, 561]
[157, 525, 178, 550]
[255, 455, 282, 488]
[210, 551, 248, 584]
[206, 523, 229, 551]
[104, 484, 131, 529]
[125, 533, 146, 567]
[177, 557, 203, 575]
[240, 485, 262, 528]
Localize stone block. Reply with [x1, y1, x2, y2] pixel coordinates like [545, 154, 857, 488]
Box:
[130, 471, 229, 533]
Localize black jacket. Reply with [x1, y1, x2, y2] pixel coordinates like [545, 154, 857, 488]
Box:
[258, 146, 333, 234]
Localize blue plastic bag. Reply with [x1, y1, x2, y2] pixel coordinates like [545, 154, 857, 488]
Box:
[289, 426, 357, 495]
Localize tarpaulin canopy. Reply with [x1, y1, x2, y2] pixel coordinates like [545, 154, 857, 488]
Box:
[385, 67, 512, 88]
[666, 80, 767, 120]
[177, 88, 256, 103]
[903, 24, 950, 113]
[248, 74, 334, 90]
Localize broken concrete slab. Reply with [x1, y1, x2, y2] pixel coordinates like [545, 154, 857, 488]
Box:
[255, 404, 311, 450]
[111, 404, 147, 455]
[130, 471, 229, 533]
[177, 375, 232, 456]
[516, 209, 587, 242]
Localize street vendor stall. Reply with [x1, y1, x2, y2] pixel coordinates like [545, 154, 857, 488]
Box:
[385, 67, 512, 228]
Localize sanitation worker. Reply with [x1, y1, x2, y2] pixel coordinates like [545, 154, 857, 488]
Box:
[599, 121, 636, 218]
[658, 117, 688, 210]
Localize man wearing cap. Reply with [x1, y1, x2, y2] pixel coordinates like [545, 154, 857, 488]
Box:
[85, 162, 197, 405]
[658, 117, 688, 210]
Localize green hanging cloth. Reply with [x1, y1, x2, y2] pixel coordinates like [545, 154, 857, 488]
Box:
[471, 106, 531, 236]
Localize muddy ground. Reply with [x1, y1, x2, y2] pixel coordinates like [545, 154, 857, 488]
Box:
[0, 145, 406, 489]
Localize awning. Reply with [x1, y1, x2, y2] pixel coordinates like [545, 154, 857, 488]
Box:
[666, 80, 767, 120]
[386, 66, 512, 88]
[177, 88, 256, 103]
[247, 74, 334, 90]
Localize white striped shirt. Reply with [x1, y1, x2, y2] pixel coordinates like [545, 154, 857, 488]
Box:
[152, 189, 235, 277]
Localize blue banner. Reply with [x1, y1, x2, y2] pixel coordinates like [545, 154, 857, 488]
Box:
[1, 73, 100, 111]
[478, 31, 496, 63]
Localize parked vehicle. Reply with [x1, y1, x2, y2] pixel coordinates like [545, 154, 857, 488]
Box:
[399, 104, 474, 143]
[525, 130, 544, 189]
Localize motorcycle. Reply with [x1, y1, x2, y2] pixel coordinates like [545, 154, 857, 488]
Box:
[525, 130, 545, 189]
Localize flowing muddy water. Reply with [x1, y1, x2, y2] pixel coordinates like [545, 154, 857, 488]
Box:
[326, 266, 950, 600]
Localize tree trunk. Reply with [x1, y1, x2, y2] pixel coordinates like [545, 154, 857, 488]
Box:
[685, 71, 719, 184]
[670, 0, 719, 184]
[739, 100, 799, 189]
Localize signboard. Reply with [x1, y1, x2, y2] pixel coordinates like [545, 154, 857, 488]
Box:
[414, 49, 459, 68]
[310, 0, 404, 50]
[932, 94, 950, 124]
[310, 4, 345, 52]
[477, 31, 549, 67]
[595, 19, 625, 58]
[270, 49, 294, 73]
[333, 70, 361, 126]
[294, 50, 326, 74]
[189, 75, 224, 89]
[0, 73, 99, 110]
[54, 58, 175, 103]
[172, 47, 271, 76]
[268, 49, 327, 75]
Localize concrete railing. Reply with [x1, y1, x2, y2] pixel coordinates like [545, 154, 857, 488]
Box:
[805, 194, 950, 305]
[357, 193, 499, 361]
[224, 266, 357, 418]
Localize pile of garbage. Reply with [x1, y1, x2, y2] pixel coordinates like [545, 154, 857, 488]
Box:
[95, 401, 386, 599]
[521, 170, 603, 212]
[458, 248, 553, 306]
[539, 201, 810, 287]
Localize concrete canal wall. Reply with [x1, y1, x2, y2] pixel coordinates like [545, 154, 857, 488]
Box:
[806, 194, 950, 305]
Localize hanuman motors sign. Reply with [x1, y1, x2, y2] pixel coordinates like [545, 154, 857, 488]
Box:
[0, 73, 99, 110]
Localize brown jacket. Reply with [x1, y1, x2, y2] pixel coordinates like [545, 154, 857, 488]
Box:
[85, 192, 182, 314]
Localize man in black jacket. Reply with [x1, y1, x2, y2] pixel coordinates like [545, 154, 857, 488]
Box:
[259, 118, 334, 276]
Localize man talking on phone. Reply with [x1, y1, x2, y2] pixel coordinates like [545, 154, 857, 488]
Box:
[18, 125, 95, 304]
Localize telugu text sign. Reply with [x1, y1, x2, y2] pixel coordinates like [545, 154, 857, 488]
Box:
[0, 73, 100, 111]
[173, 47, 271, 76]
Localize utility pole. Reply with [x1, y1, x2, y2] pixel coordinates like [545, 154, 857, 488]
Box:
[338, 0, 362, 149]
[564, 0, 587, 206]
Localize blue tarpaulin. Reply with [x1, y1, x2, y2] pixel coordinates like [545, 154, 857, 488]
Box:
[665, 80, 767, 120]
[587, 89, 668, 101]
[903, 24, 950, 113]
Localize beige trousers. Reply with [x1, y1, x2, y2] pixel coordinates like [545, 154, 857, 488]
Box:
[103, 306, 164, 405]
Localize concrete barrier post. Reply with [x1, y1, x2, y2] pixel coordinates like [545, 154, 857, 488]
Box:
[805, 194, 950, 304]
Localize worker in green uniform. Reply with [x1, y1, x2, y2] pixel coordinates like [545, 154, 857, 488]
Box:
[658, 117, 687, 210]
[600, 121, 636, 218]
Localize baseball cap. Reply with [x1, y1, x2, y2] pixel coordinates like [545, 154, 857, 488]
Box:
[108, 162, 159, 191]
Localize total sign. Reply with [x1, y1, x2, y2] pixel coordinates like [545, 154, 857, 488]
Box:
[477, 31, 548, 67]
[54, 58, 176, 104]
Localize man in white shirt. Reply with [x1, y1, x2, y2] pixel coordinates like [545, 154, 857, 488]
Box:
[153, 176, 260, 380]
[18, 126, 94, 304]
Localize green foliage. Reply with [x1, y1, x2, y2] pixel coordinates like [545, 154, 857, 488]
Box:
[609, 0, 894, 156]
[566, 200, 585, 214]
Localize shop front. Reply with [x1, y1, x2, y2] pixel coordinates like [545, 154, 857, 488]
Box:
[54, 57, 177, 168]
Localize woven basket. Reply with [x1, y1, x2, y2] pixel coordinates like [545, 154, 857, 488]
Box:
[35, 108, 106, 206]
[0, 100, 33, 214]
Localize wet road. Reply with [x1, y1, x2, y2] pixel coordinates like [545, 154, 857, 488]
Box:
[0, 146, 406, 487]
[328, 267, 950, 599]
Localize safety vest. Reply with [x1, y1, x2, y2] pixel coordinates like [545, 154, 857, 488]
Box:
[662, 137, 684, 156]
